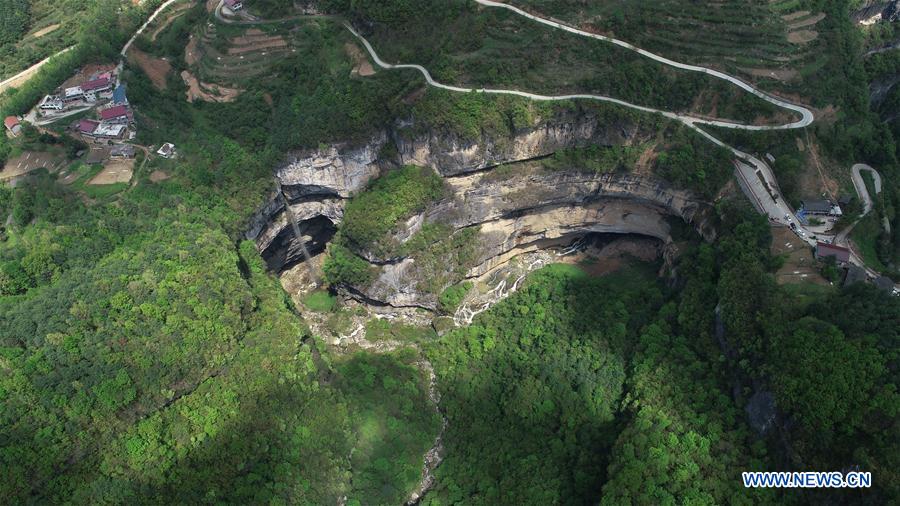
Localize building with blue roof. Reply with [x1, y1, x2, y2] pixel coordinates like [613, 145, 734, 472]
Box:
[112, 84, 127, 105]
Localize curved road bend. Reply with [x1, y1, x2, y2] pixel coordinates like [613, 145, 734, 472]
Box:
[851, 163, 882, 216]
[121, 0, 182, 57]
[476, 0, 814, 130]
[346, 19, 812, 238]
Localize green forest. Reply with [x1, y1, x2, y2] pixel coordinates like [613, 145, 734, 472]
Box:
[1, 0, 899, 504]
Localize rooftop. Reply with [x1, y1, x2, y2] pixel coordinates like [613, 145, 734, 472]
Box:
[803, 199, 833, 213]
[100, 105, 129, 120]
[815, 242, 851, 262]
[4, 116, 20, 129]
[94, 123, 126, 137]
[82, 77, 111, 91]
[112, 84, 127, 103]
[111, 144, 136, 157]
[78, 119, 99, 134]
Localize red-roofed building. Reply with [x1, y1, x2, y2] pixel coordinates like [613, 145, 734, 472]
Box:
[78, 119, 100, 136]
[4, 116, 21, 136]
[81, 77, 112, 92]
[100, 105, 132, 124]
[815, 242, 851, 264]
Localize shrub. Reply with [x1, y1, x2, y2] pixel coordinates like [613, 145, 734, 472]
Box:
[323, 243, 375, 287]
[341, 166, 446, 255]
[302, 290, 338, 312]
[438, 281, 472, 313]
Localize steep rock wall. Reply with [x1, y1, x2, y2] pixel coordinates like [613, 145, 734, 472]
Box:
[361, 169, 713, 308]
[247, 108, 715, 306]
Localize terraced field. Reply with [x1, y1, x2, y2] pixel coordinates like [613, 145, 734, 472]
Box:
[359, 0, 802, 125]
[191, 21, 308, 86]
[512, 0, 825, 87]
[0, 0, 82, 79]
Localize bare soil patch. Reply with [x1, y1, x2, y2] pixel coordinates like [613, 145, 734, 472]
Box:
[781, 10, 810, 22]
[401, 86, 427, 105]
[150, 170, 172, 182]
[181, 70, 242, 102]
[632, 143, 659, 176]
[85, 147, 110, 165]
[801, 137, 841, 198]
[130, 48, 171, 90]
[89, 159, 134, 185]
[346, 43, 376, 77]
[31, 24, 61, 38]
[206, 0, 219, 13]
[788, 30, 819, 44]
[227, 37, 288, 55]
[0, 151, 66, 181]
[789, 13, 826, 30]
[771, 227, 828, 285]
[740, 67, 798, 82]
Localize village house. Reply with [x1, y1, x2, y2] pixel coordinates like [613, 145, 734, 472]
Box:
[78, 119, 100, 136]
[100, 105, 132, 125]
[110, 144, 136, 159]
[39, 95, 64, 111]
[93, 123, 127, 139]
[4, 116, 22, 137]
[225, 0, 244, 11]
[112, 84, 128, 105]
[157, 142, 177, 158]
[815, 242, 851, 264]
[802, 199, 842, 217]
[64, 86, 84, 102]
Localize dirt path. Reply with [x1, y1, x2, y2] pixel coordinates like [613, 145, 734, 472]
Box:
[31, 24, 61, 38]
[0, 46, 75, 94]
[149, 3, 193, 41]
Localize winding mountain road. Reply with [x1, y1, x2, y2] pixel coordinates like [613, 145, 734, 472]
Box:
[851, 163, 882, 215]
[347, 0, 821, 243]
[121, 0, 182, 57]
[476, 0, 814, 131]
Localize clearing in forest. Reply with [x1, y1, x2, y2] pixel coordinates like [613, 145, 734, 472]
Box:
[130, 48, 172, 90]
[30, 24, 61, 38]
[0, 150, 66, 181]
[181, 70, 242, 102]
[89, 159, 135, 185]
[346, 43, 376, 77]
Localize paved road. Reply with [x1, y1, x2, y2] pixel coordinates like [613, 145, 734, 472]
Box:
[476, 0, 814, 130]
[121, 0, 182, 56]
[835, 163, 889, 280]
[0, 46, 76, 95]
[347, 1, 817, 238]
[851, 163, 882, 215]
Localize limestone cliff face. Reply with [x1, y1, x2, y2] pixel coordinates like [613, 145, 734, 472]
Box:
[361, 169, 713, 308]
[276, 131, 387, 200]
[393, 111, 641, 177]
[247, 109, 714, 303]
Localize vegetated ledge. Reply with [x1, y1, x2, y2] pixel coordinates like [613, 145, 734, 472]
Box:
[245, 106, 716, 304]
[358, 168, 715, 309]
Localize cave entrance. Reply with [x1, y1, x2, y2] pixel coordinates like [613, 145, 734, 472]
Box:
[263, 215, 337, 272]
[553, 232, 665, 277]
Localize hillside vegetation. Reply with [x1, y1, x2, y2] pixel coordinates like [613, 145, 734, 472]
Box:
[0, 0, 897, 504]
